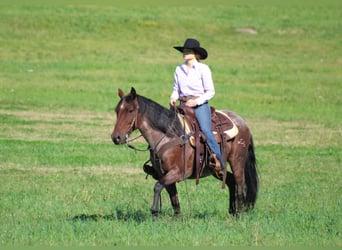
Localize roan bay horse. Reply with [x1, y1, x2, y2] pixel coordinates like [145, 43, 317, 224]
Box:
[111, 87, 258, 217]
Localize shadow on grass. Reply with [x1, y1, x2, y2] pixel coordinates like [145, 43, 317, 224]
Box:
[71, 208, 148, 223]
[71, 208, 228, 223]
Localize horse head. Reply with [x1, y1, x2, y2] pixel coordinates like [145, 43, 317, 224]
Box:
[111, 87, 139, 145]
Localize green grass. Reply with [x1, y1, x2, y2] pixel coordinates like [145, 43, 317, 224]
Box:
[0, 0, 341, 247]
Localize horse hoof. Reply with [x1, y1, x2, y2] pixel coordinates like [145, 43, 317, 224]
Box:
[151, 210, 159, 218]
[234, 212, 241, 220]
[228, 208, 235, 215]
[174, 210, 181, 216]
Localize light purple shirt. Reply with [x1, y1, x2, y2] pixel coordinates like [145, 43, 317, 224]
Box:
[170, 60, 215, 105]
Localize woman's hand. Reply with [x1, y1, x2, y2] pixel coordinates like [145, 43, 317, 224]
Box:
[170, 99, 177, 106]
[186, 99, 198, 107]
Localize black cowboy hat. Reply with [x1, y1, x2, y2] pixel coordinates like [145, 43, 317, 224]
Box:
[173, 38, 208, 60]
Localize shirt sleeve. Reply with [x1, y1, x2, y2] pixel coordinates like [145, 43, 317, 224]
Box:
[170, 69, 180, 101]
[196, 64, 215, 105]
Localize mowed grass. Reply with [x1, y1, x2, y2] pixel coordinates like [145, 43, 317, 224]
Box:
[0, 0, 341, 247]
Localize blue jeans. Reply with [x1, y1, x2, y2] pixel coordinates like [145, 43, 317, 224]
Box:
[194, 103, 225, 170]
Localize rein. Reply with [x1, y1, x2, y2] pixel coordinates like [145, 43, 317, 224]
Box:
[125, 133, 149, 152]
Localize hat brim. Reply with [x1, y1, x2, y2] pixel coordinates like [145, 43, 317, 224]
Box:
[173, 46, 208, 60]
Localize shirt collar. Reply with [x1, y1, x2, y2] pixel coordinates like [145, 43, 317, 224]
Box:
[181, 60, 199, 70]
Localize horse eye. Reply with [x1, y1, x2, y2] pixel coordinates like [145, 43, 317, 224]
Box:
[129, 109, 134, 113]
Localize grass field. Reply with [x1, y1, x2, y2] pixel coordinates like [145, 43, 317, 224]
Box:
[0, 0, 341, 247]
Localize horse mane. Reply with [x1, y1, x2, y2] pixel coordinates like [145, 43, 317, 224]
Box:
[136, 95, 184, 137]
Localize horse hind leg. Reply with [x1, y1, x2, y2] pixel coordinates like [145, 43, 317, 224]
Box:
[236, 172, 246, 217]
[226, 172, 237, 215]
[229, 157, 247, 217]
[230, 136, 259, 216]
[213, 169, 237, 215]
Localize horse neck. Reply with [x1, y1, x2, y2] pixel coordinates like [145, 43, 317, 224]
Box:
[136, 96, 181, 149]
[137, 116, 167, 150]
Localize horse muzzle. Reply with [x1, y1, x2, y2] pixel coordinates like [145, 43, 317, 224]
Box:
[112, 136, 121, 145]
[111, 133, 128, 145]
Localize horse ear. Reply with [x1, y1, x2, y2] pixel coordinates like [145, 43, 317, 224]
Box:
[130, 87, 137, 99]
[118, 88, 124, 98]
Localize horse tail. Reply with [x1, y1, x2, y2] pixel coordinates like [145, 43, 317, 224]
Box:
[244, 136, 259, 210]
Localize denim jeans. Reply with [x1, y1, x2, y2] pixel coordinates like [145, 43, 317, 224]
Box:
[194, 102, 225, 170]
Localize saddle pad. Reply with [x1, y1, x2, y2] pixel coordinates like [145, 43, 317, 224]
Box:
[214, 110, 239, 140]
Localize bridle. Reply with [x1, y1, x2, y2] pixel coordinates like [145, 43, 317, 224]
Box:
[123, 107, 149, 152]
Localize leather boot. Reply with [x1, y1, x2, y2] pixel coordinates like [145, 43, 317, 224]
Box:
[212, 154, 224, 178]
[143, 161, 159, 180]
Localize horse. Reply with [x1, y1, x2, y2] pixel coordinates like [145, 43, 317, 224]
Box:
[111, 87, 258, 217]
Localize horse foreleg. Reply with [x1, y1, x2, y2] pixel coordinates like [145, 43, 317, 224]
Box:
[151, 181, 164, 216]
[151, 167, 182, 217]
[165, 183, 180, 215]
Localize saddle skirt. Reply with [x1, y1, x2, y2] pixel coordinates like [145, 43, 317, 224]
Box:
[176, 106, 238, 147]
